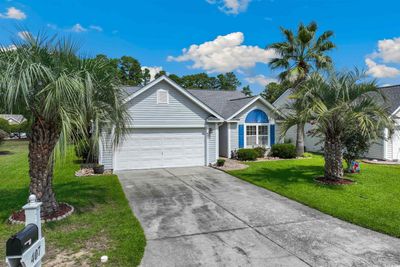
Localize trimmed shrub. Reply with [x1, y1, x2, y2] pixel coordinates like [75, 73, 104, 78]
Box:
[254, 147, 267, 158]
[237, 148, 258, 161]
[270, 143, 296, 159]
[216, 159, 225, 167]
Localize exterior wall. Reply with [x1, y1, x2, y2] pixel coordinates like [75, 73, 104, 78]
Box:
[100, 80, 216, 170]
[392, 128, 400, 161]
[126, 80, 209, 127]
[365, 138, 385, 160]
[219, 122, 229, 157]
[99, 130, 114, 170]
[225, 100, 277, 158]
[230, 122, 238, 155]
[208, 123, 218, 164]
[393, 114, 400, 160]
[386, 137, 393, 160]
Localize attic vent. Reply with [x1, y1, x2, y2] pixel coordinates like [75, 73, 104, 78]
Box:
[157, 89, 169, 104]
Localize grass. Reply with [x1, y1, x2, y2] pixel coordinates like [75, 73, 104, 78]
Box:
[0, 141, 146, 266]
[228, 154, 400, 238]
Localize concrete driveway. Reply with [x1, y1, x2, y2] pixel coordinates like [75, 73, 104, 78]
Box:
[118, 167, 400, 267]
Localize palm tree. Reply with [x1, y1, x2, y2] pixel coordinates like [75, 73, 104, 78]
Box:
[282, 71, 394, 180]
[79, 57, 129, 164]
[0, 33, 128, 216]
[268, 21, 335, 156]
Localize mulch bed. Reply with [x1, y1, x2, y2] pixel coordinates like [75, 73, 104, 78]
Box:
[9, 203, 74, 224]
[315, 176, 355, 185]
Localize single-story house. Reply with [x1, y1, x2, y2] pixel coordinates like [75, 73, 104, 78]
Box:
[273, 85, 400, 161]
[0, 114, 26, 125]
[99, 76, 282, 171]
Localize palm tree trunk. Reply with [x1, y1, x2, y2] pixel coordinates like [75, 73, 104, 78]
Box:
[324, 135, 344, 180]
[28, 118, 60, 216]
[296, 123, 305, 157]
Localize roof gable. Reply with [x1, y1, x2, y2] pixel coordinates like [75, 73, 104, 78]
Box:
[123, 76, 224, 120]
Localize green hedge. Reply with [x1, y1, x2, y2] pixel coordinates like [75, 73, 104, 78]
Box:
[216, 159, 225, 167]
[254, 147, 267, 158]
[237, 148, 258, 161]
[270, 143, 296, 159]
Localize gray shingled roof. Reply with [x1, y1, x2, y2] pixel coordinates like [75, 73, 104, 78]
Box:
[0, 114, 26, 124]
[379, 85, 400, 114]
[274, 85, 400, 116]
[122, 85, 258, 119]
[187, 89, 256, 119]
[122, 86, 142, 97]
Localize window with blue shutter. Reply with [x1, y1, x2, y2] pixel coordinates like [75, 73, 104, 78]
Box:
[270, 124, 275, 146]
[238, 124, 244, 148]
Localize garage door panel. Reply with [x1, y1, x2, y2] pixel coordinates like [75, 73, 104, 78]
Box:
[115, 128, 206, 170]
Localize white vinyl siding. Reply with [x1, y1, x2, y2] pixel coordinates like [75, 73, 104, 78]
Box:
[207, 123, 218, 164]
[100, 80, 220, 170]
[365, 138, 385, 160]
[230, 123, 238, 154]
[99, 130, 114, 170]
[126, 80, 209, 127]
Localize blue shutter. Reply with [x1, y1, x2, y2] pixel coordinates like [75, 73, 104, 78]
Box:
[270, 124, 275, 146]
[238, 124, 244, 148]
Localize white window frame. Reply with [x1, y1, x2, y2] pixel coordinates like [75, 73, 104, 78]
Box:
[157, 89, 169, 104]
[244, 123, 270, 148]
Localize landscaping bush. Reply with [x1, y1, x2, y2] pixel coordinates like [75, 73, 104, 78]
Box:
[0, 118, 10, 133]
[270, 143, 296, 159]
[75, 139, 90, 162]
[254, 147, 267, 158]
[237, 148, 258, 161]
[303, 152, 313, 158]
[216, 159, 225, 167]
[0, 129, 7, 145]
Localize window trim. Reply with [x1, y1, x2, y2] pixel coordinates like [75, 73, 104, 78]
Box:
[157, 89, 169, 104]
[244, 123, 270, 148]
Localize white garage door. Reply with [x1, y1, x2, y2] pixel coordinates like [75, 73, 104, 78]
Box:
[114, 128, 206, 170]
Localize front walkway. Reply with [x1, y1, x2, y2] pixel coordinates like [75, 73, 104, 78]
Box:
[118, 167, 400, 266]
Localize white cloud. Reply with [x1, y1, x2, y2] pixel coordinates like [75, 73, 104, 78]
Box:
[168, 32, 276, 73]
[141, 66, 164, 81]
[68, 23, 103, 33]
[17, 31, 30, 40]
[207, 0, 251, 14]
[0, 44, 17, 52]
[365, 58, 400, 78]
[372, 37, 400, 63]
[245, 74, 277, 86]
[0, 7, 26, 20]
[70, 23, 87, 33]
[89, 25, 103, 32]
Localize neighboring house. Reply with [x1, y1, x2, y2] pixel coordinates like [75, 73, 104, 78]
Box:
[273, 85, 400, 161]
[99, 76, 281, 171]
[0, 114, 26, 125]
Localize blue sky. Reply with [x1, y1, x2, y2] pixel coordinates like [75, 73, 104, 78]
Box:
[1, 0, 400, 94]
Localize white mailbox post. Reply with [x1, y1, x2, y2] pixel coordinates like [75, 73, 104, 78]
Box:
[6, 195, 46, 267]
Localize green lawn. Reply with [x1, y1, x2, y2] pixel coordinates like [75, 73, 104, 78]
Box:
[228, 154, 400, 238]
[0, 141, 146, 266]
